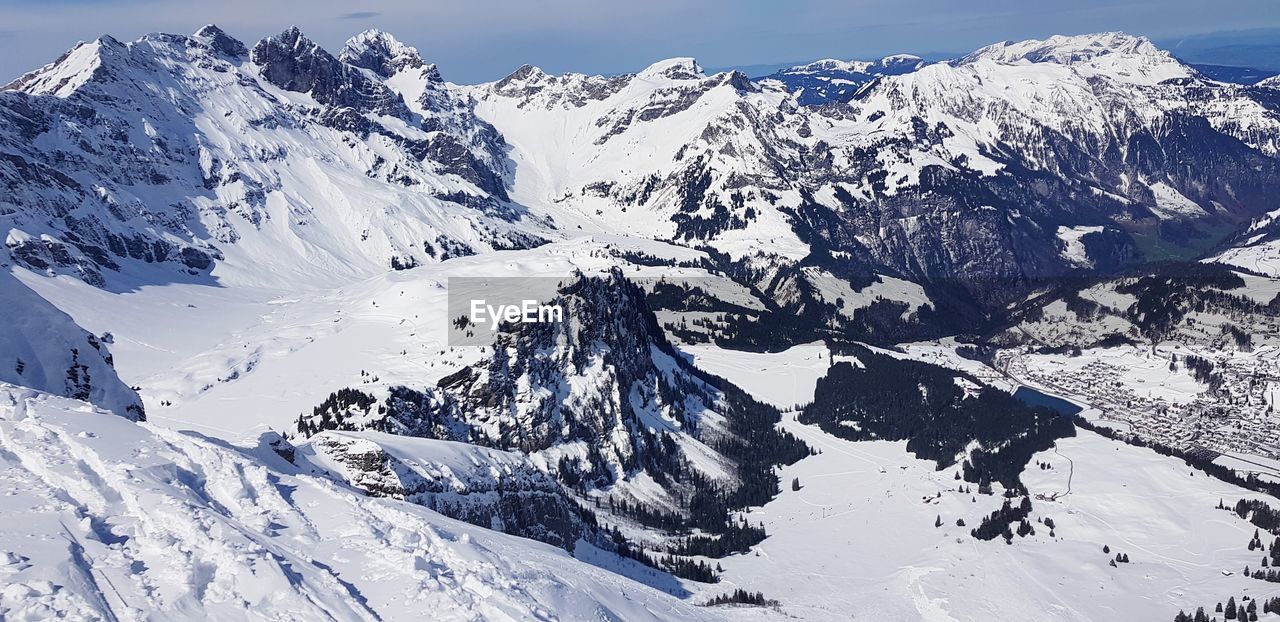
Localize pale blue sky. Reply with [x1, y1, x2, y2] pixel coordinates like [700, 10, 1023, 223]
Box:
[1, 0, 1277, 83]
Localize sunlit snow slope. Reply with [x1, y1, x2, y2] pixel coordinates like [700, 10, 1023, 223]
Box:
[0, 384, 736, 622]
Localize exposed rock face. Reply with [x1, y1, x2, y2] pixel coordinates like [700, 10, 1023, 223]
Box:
[304, 432, 592, 550]
[468, 33, 1280, 307]
[764, 53, 927, 105]
[251, 27, 408, 116]
[339, 29, 429, 79]
[5, 26, 1280, 312]
[193, 24, 248, 58]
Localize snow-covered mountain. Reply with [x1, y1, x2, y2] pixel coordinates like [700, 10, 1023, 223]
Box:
[464, 30, 1280, 307]
[293, 269, 809, 571]
[7, 26, 1280, 309]
[988, 261, 1279, 351]
[762, 54, 927, 105]
[1, 26, 542, 292]
[6, 24, 1280, 620]
[1215, 207, 1280, 277]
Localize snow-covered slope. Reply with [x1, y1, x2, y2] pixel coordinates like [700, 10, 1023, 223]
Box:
[657, 343, 1280, 620]
[0, 269, 141, 419]
[1214, 207, 1280, 277]
[7, 25, 1280, 620]
[990, 261, 1279, 351]
[299, 429, 596, 550]
[716, 416, 1280, 620]
[0, 383, 735, 621]
[1, 26, 542, 292]
[959, 32, 1194, 84]
[290, 267, 809, 562]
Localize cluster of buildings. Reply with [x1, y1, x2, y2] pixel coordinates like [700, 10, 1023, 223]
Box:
[1000, 350, 1280, 460]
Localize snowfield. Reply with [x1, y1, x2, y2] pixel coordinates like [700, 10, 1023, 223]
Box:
[0, 384, 734, 622]
[1056, 225, 1104, 268]
[707, 419, 1280, 621]
[678, 341, 831, 410]
[681, 344, 1280, 621]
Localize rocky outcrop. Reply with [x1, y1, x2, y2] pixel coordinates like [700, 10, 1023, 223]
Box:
[251, 27, 408, 116]
[304, 432, 592, 550]
[296, 270, 809, 529]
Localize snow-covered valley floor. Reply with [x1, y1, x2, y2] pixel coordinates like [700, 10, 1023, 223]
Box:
[700, 420, 1277, 620]
[684, 346, 1280, 621]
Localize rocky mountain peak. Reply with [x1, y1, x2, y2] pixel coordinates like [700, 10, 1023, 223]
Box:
[794, 58, 872, 73]
[4, 35, 124, 95]
[251, 26, 407, 115]
[250, 26, 331, 85]
[638, 57, 704, 81]
[339, 29, 430, 79]
[493, 63, 548, 90]
[870, 53, 926, 73]
[295, 268, 807, 530]
[193, 24, 248, 58]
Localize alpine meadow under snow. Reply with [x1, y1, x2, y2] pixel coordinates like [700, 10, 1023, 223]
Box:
[2, 19, 1280, 621]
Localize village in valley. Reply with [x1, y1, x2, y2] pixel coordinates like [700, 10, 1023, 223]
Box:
[996, 345, 1280, 471]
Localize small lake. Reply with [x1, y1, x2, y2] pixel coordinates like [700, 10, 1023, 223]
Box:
[1013, 386, 1083, 416]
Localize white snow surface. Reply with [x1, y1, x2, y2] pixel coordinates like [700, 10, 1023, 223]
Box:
[709, 419, 1280, 621]
[12, 238, 709, 436]
[1216, 241, 1280, 278]
[672, 344, 1280, 620]
[960, 32, 1194, 85]
[0, 383, 731, 622]
[679, 341, 830, 409]
[6, 26, 1280, 621]
[1213, 208, 1280, 277]
[1056, 225, 1104, 268]
[0, 269, 141, 419]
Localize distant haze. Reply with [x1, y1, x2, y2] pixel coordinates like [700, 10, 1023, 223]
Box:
[1157, 27, 1280, 70]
